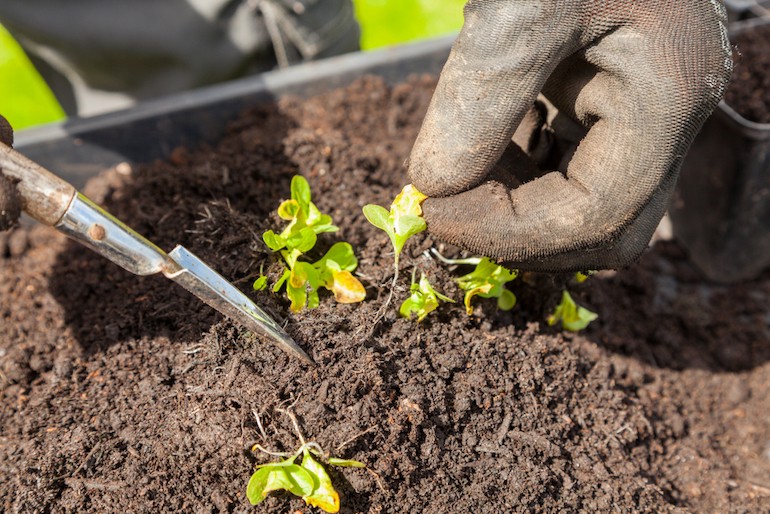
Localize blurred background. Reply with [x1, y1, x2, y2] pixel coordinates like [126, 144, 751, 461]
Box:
[0, 0, 466, 130]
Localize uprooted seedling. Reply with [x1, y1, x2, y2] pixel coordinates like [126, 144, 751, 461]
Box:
[247, 410, 365, 513]
[399, 268, 454, 322]
[362, 184, 427, 308]
[259, 175, 366, 311]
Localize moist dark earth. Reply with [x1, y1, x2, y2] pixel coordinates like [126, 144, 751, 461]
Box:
[2, 70, 770, 513]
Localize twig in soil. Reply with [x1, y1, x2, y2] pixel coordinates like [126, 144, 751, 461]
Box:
[277, 407, 307, 446]
[182, 344, 205, 355]
[252, 409, 268, 440]
[64, 478, 126, 491]
[366, 468, 388, 493]
[335, 426, 377, 453]
[496, 412, 513, 445]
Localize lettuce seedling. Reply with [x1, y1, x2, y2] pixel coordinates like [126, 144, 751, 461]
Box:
[263, 175, 338, 252]
[455, 257, 518, 315]
[248, 411, 364, 513]
[247, 446, 363, 512]
[399, 270, 454, 322]
[547, 290, 598, 332]
[363, 185, 427, 307]
[260, 176, 365, 311]
[363, 184, 427, 265]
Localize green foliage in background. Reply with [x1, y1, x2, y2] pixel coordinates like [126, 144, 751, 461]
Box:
[0, 25, 65, 130]
[0, 1, 465, 129]
[353, 0, 466, 50]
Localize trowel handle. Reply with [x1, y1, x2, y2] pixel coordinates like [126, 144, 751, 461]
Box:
[0, 141, 77, 226]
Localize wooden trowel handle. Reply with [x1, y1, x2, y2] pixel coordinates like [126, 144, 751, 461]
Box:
[0, 141, 77, 226]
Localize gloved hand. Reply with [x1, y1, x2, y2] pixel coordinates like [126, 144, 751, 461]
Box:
[0, 114, 21, 231]
[408, 0, 732, 272]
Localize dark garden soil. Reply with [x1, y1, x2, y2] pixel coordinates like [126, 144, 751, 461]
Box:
[725, 20, 770, 123]
[2, 74, 770, 513]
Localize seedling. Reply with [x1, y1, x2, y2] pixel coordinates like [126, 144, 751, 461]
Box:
[547, 290, 598, 331]
[253, 264, 268, 291]
[260, 176, 365, 311]
[247, 410, 364, 513]
[363, 185, 428, 305]
[363, 184, 427, 265]
[399, 269, 454, 322]
[431, 251, 518, 315]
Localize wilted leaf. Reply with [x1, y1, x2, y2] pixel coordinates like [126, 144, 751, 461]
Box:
[301, 451, 340, 513]
[330, 270, 366, 304]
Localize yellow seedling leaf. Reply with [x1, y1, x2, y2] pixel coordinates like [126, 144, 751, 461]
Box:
[464, 284, 493, 315]
[301, 451, 340, 513]
[330, 270, 366, 304]
[277, 199, 301, 220]
[391, 184, 428, 219]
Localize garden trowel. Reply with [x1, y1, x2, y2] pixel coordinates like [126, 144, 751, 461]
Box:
[0, 140, 313, 365]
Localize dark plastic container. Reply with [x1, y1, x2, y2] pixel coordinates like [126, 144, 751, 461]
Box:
[671, 18, 770, 283]
[15, 36, 454, 190]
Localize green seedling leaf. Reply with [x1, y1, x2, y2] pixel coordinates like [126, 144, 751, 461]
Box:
[284, 261, 322, 312]
[393, 215, 427, 255]
[246, 460, 315, 506]
[286, 227, 318, 254]
[575, 271, 596, 284]
[291, 175, 312, 212]
[456, 257, 518, 315]
[327, 458, 365, 468]
[263, 230, 286, 252]
[400, 273, 454, 322]
[362, 204, 392, 235]
[301, 449, 340, 513]
[317, 242, 358, 272]
[497, 288, 517, 311]
[547, 290, 598, 332]
[253, 275, 268, 291]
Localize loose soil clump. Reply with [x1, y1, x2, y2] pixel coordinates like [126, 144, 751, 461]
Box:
[1, 75, 769, 513]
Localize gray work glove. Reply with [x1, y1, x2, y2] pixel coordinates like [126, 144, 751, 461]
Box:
[408, 0, 732, 272]
[0, 115, 21, 232]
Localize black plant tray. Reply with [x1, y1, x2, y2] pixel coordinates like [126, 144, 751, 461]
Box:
[15, 36, 454, 191]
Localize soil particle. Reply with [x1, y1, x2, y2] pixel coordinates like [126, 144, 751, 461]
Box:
[1, 75, 769, 513]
